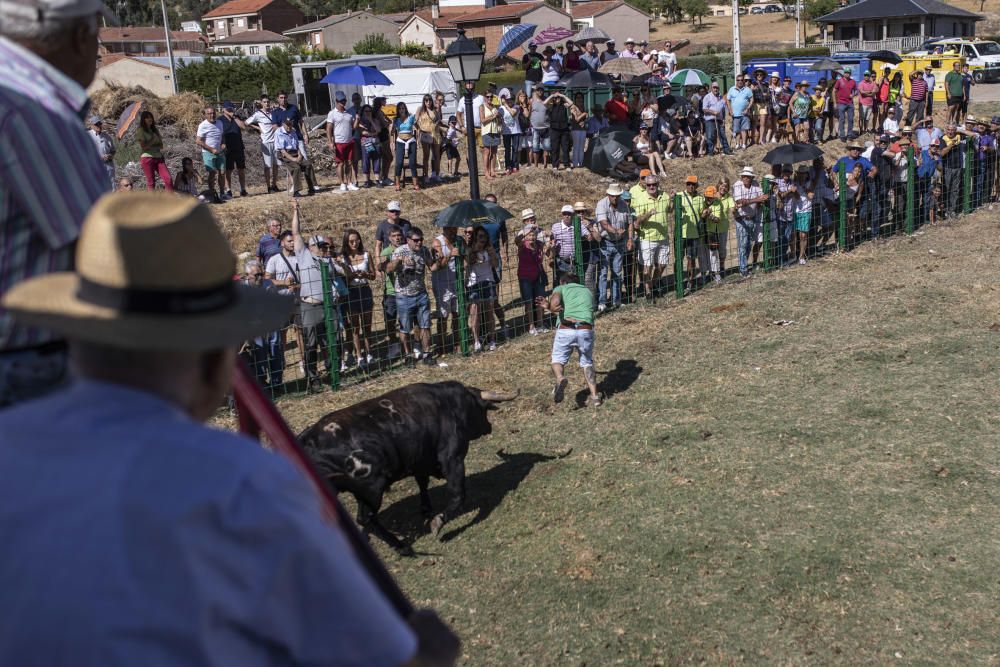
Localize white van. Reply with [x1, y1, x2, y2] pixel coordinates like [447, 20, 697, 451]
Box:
[911, 39, 1000, 83]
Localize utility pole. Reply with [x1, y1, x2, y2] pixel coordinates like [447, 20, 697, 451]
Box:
[732, 0, 741, 81]
[160, 0, 178, 95]
[795, 0, 801, 49]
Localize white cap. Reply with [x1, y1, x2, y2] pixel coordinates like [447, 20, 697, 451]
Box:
[770, 71, 780, 78]
[561, 204, 575, 214]
[387, 200, 401, 211]
[0, 0, 118, 24]
[740, 166, 755, 177]
[521, 208, 536, 220]
[625, 37, 635, 43]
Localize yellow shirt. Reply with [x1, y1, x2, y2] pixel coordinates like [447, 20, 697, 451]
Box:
[810, 93, 825, 118]
[631, 189, 670, 242]
[706, 195, 734, 234]
[675, 192, 706, 239]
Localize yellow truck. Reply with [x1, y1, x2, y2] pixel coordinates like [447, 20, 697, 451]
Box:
[871, 54, 965, 103]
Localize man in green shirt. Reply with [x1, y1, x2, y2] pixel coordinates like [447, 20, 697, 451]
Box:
[945, 61, 963, 125]
[669, 174, 706, 292]
[630, 174, 671, 302]
[378, 225, 404, 359]
[537, 273, 600, 407]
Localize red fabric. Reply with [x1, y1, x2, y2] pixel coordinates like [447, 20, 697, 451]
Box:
[604, 98, 629, 124]
[833, 77, 857, 105]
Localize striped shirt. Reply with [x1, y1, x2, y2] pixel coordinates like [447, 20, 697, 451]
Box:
[909, 77, 928, 101]
[0, 37, 109, 350]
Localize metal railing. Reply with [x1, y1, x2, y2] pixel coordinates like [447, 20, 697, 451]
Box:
[825, 36, 924, 54]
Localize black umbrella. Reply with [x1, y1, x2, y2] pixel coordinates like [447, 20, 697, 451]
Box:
[808, 58, 841, 71]
[584, 128, 635, 175]
[762, 142, 824, 165]
[558, 69, 613, 88]
[867, 50, 902, 65]
[433, 199, 513, 228]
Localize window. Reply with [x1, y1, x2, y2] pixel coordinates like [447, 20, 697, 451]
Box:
[249, 46, 260, 54]
[313, 32, 322, 45]
[217, 20, 225, 29]
[237, 17, 245, 26]
[572, 21, 589, 31]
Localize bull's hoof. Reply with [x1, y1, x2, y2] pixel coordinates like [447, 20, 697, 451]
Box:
[430, 513, 446, 539]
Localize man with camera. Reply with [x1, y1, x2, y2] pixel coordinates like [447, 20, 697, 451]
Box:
[385, 227, 439, 366]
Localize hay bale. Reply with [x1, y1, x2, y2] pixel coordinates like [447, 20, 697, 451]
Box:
[90, 83, 163, 126]
[160, 91, 207, 138]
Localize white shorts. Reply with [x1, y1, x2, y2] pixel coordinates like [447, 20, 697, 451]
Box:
[261, 141, 277, 168]
[640, 239, 670, 267]
[551, 328, 594, 368]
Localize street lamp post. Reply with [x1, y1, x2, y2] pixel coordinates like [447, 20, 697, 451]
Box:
[445, 29, 485, 357]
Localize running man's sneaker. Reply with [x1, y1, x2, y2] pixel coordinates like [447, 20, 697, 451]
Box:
[588, 394, 602, 407]
[553, 378, 568, 404]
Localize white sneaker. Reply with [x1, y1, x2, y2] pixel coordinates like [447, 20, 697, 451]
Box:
[340, 183, 347, 192]
[798, 258, 807, 265]
[536, 326, 549, 334]
[473, 341, 482, 353]
[366, 353, 374, 365]
[597, 304, 607, 313]
[529, 327, 539, 336]
[487, 341, 497, 352]
[347, 183, 360, 191]
[312, 185, 321, 192]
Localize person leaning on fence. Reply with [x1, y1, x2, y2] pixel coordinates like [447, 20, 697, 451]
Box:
[465, 226, 500, 353]
[671, 175, 707, 292]
[516, 224, 549, 336]
[431, 225, 461, 352]
[788, 165, 814, 265]
[387, 226, 437, 365]
[938, 124, 963, 219]
[246, 94, 280, 192]
[572, 201, 602, 304]
[708, 177, 735, 281]
[290, 200, 339, 394]
[633, 175, 671, 301]
[482, 193, 510, 341]
[732, 166, 766, 277]
[341, 229, 375, 370]
[550, 204, 584, 275]
[240, 259, 285, 392]
[595, 183, 631, 310]
[264, 227, 305, 373]
[537, 272, 600, 408]
[378, 224, 405, 360]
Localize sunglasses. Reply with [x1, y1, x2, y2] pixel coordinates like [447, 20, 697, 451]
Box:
[410, 237, 424, 242]
[249, 272, 263, 278]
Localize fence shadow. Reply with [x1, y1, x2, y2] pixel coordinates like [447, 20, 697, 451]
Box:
[377, 448, 571, 544]
[574, 357, 642, 407]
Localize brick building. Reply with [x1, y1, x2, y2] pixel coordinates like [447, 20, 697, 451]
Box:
[201, 0, 305, 42]
[98, 27, 207, 57]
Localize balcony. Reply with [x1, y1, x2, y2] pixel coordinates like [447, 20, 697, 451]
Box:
[822, 35, 924, 54]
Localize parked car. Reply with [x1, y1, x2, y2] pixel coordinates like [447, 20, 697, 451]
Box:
[750, 6, 764, 14]
[763, 4, 783, 13]
[738, 7, 748, 14]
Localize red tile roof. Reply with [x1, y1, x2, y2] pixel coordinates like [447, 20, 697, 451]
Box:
[454, 1, 553, 23]
[570, 1, 622, 18]
[212, 28, 290, 44]
[100, 27, 204, 42]
[202, 0, 275, 19]
[409, 9, 465, 29]
[98, 54, 168, 69]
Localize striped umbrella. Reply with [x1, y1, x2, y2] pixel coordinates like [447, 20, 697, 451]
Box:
[599, 56, 650, 78]
[669, 68, 711, 87]
[496, 23, 537, 57]
[572, 26, 611, 43]
[533, 26, 575, 45]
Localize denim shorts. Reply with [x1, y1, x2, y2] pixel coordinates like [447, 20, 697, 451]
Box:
[551, 327, 595, 368]
[518, 277, 546, 303]
[382, 293, 397, 322]
[395, 291, 431, 333]
[468, 280, 494, 303]
[732, 116, 750, 133]
[532, 129, 551, 152]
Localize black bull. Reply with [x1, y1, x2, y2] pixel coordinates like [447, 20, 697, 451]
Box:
[297, 381, 518, 554]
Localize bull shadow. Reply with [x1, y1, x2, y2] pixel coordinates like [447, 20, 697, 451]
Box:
[574, 358, 642, 408]
[377, 449, 570, 545]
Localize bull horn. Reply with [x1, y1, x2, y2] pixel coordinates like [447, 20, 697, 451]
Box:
[480, 389, 520, 402]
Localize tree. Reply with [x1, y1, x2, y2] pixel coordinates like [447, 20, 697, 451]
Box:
[659, 0, 685, 24]
[353, 33, 395, 55]
[803, 0, 837, 21]
[681, 0, 710, 27]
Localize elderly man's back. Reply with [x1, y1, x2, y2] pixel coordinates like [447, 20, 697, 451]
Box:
[0, 379, 416, 666]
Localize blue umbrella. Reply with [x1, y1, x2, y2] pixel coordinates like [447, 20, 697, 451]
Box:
[496, 23, 536, 58]
[319, 64, 393, 86]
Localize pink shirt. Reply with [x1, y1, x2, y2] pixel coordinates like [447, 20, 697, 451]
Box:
[834, 77, 857, 105]
[858, 80, 877, 106]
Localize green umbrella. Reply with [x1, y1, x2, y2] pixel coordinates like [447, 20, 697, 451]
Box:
[669, 68, 711, 87]
[433, 199, 513, 228]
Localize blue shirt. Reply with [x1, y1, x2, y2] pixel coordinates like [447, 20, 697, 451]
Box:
[726, 86, 753, 117]
[479, 221, 505, 254]
[271, 104, 303, 141]
[257, 232, 282, 264]
[0, 379, 416, 666]
[832, 155, 873, 176]
[0, 37, 109, 350]
[917, 148, 940, 179]
[275, 126, 298, 152]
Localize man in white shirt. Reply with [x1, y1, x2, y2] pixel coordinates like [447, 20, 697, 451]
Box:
[731, 166, 767, 276]
[246, 94, 280, 192]
[657, 41, 678, 78]
[195, 105, 225, 199]
[620, 37, 639, 58]
[88, 115, 116, 189]
[325, 90, 359, 192]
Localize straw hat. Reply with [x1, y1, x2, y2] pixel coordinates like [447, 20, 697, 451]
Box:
[521, 208, 536, 220]
[739, 166, 755, 178]
[1, 192, 292, 350]
[606, 184, 624, 196]
[573, 201, 589, 212]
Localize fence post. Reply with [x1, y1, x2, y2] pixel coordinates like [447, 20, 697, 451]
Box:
[905, 145, 915, 235]
[762, 178, 772, 271]
[838, 166, 847, 251]
[963, 138, 972, 215]
[572, 214, 585, 286]
[454, 237, 470, 357]
[673, 193, 684, 299]
[319, 260, 340, 391]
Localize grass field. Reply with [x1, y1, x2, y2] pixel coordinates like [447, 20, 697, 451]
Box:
[216, 202, 1000, 663]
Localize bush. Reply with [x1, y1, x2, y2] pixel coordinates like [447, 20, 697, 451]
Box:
[176, 48, 295, 102]
[353, 33, 395, 55]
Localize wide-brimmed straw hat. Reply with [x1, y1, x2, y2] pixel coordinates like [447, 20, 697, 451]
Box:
[2, 192, 293, 350]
